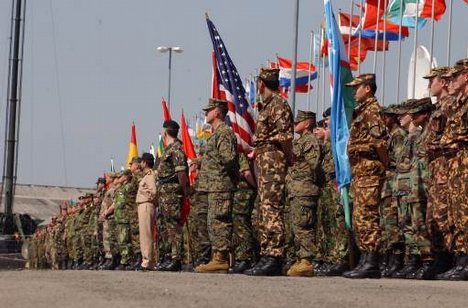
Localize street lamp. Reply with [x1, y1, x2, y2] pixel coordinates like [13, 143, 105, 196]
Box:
[157, 46, 183, 112]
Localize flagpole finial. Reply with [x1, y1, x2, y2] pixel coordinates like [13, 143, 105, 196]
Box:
[205, 12, 209, 19]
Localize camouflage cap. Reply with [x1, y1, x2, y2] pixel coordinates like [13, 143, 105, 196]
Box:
[455, 58, 468, 68]
[202, 98, 228, 112]
[79, 193, 94, 200]
[322, 107, 331, 119]
[96, 177, 106, 185]
[316, 119, 326, 128]
[383, 104, 402, 115]
[258, 68, 280, 82]
[120, 169, 132, 177]
[402, 97, 434, 114]
[443, 63, 467, 78]
[423, 66, 450, 79]
[295, 110, 316, 124]
[345, 73, 376, 87]
[106, 172, 118, 179]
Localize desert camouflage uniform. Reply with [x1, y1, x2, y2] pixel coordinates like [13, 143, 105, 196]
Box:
[348, 96, 387, 253]
[440, 93, 468, 254]
[157, 139, 188, 261]
[253, 92, 294, 257]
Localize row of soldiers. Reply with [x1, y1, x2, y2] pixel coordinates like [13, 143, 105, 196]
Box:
[27, 59, 467, 280]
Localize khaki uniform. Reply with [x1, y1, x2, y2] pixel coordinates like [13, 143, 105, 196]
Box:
[137, 169, 157, 268]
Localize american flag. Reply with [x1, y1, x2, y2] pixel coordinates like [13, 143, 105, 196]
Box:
[206, 16, 255, 152]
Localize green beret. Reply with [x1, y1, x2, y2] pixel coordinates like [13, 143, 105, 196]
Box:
[163, 120, 180, 130]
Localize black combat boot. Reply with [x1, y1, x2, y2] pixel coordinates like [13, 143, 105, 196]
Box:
[114, 263, 130, 271]
[100, 258, 113, 270]
[243, 257, 267, 275]
[392, 255, 421, 278]
[381, 253, 404, 277]
[229, 260, 252, 274]
[323, 262, 349, 276]
[163, 259, 182, 272]
[430, 251, 453, 276]
[248, 256, 282, 276]
[131, 254, 142, 270]
[408, 260, 436, 280]
[379, 253, 390, 273]
[281, 259, 296, 276]
[344, 253, 381, 279]
[343, 253, 366, 278]
[446, 255, 468, 281]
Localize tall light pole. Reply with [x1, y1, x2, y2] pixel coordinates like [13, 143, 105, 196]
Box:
[157, 46, 183, 112]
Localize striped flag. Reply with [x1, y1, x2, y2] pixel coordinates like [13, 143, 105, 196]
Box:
[386, 0, 446, 28]
[157, 134, 164, 158]
[277, 56, 317, 94]
[206, 15, 255, 153]
[324, 0, 356, 228]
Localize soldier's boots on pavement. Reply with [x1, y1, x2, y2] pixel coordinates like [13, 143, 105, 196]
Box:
[286, 258, 314, 277]
[161, 259, 182, 272]
[343, 253, 380, 279]
[244, 256, 282, 276]
[392, 255, 421, 279]
[381, 253, 404, 277]
[323, 262, 349, 276]
[229, 260, 251, 274]
[195, 251, 230, 274]
[437, 254, 468, 281]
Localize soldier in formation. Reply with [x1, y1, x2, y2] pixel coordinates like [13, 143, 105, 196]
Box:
[27, 59, 468, 281]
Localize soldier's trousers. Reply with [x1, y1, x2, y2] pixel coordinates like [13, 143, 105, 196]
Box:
[103, 218, 117, 259]
[319, 181, 349, 264]
[129, 206, 141, 256]
[232, 188, 257, 261]
[290, 196, 319, 260]
[426, 157, 452, 252]
[116, 223, 132, 265]
[448, 149, 468, 254]
[188, 191, 211, 261]
[379, 195, 404, 255]
[284, 196, 297, 263]
[397, 198, 432, 260]
[158, 186, 184, 261]
[351, 176, 382, 253]
[256, 150, 287, 258]
[207, 192, 233, 252]
[156, 209, 170, 262]
[72, 230, 83, 262]
[138, 202, 155, 268]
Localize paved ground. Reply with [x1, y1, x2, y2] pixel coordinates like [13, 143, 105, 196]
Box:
[0, 270, 466, 308]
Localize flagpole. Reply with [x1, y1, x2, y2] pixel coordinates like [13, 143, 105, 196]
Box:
[381, 0, 388, 106]
[290, 0, 299, 115]
[348, 0, 354, 59]
[412, 0, 420, 99]
[429, 0, 436, 69]
[396, 0, 404, 102]
[321, 52, 326, 118]
[307, 31, 314, 111]
[372, 0, 381, 73]
[357, 0, 364, 74]
[446, 0, 453, 65]
[315, 28, 322, 115]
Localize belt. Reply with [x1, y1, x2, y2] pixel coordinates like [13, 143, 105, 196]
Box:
[158, 176, 179, 185]
[255, 143, 281, 155]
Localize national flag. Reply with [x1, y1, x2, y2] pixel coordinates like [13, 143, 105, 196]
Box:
[385, 0, 445, 28]
[161, 98, 172, 121]
[277, 56, 317, 94]
[245, 78, 256, 108]
[179, 111, 196, 226]
[206, 15, 255, 152]
[125, 122, 139, 168]
[157, 134, 164, 158]
[340, 11, 403, 42]
[324, 0, 356, 228]
[360, 1, 411, 38]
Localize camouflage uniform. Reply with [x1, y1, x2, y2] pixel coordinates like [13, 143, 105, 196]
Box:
[157, 139, 188, 261]
[253, 92, 294, 258]
[318, 139, 349, 264]
[425, 95, 455, 252]
[114, 183, 133, 265]
[287, 130, 321, 260]
[348, 96, 387, 253]
[440, 92, 468, 255]
[188, 187, 210, 262]
[72, 206, 85, 264]
[128, 174, 141, 258]
[232, 154, 257, 262]
[101, 187, 117, 259]
[380, 125, 407, 256]
[197, 121, 239, 253]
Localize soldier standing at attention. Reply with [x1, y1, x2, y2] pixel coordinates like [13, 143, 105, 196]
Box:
[136, 153, 157, 271]
[100, 173, 118, 270]
[156, 121, 189, 272]
[379, 105, 407, 277]
[286, 110, 321, 277]
[128, 157, 143, 270]
[245, 68, 294, 276]
[437, 59, 468, 281]
[195, 99, 239, 274]
[343, 74, 388, 279]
